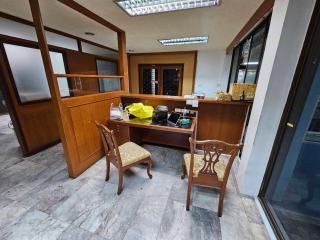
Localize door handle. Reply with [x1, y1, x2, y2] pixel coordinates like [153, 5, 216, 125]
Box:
[286, 122, 294, 128]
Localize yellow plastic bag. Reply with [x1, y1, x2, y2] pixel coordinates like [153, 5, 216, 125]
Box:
[126, 103, 154, 119]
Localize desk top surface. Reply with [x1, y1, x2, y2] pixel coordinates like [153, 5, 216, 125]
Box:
[109, 118, 196, 135]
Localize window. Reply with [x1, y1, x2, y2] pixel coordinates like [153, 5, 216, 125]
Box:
[96, 59, 120, 92]
[227, 15, 271, 91]
[4, 44, 69, 103]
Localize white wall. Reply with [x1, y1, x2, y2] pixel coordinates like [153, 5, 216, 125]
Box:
[236, 0, 316, 196]
[194, 50, 230, 98]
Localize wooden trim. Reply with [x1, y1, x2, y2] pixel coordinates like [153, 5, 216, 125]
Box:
[117, 31, 129, 92]
[192, 51, 198, 93]
[226, 0, 275, 53]
[54, 73, 124, 78]
[0, 11, 118, 53]
[29, 0, 75, 174]
[57, 0, 124, 33]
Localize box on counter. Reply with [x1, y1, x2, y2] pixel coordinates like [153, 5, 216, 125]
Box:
[216, 92, 232, 101]
[229, 83, 256, 101]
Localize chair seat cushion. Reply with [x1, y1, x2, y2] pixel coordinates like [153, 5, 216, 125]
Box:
[184, 153, 225, 181]
[119, 142, 151, 166]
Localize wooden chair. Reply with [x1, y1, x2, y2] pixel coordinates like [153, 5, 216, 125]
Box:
[181, 137, 242, 217]
[96, 122, 152, 195]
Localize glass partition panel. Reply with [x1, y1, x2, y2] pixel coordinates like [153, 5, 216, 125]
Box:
[0, 17, 37, 42]
[82, 42, 118, 59]
[4, 44, 69, 102]
[96, 59, 121, 92]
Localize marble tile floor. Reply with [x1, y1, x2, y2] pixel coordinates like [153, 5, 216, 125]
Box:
[0, 131, 269, 240]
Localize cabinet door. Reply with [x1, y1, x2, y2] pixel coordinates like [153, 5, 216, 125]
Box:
[108, 122, 130, 146]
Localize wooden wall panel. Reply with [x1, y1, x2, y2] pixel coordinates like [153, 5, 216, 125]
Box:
[197, 103, 248, 143]
[70, 100, 109, 162]
[18, 102, 60, 151]
[60, 92, 122, 177]
[65, 50, 99, 95]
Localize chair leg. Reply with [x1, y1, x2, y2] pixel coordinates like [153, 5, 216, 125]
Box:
[186, 180, 192, 211]
[181, 160, 187, 179]
[218, 187, 226, 217]
[105, 159, 110, 181]
[117, 171, 123, 195]
[147, 159, 152, 179]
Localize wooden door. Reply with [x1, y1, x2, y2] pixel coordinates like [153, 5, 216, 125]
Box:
[160, 64, 183, 96]
[139, 64, 183, 96]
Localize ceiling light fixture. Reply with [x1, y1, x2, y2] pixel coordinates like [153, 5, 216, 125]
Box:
[158, 36, 208, 46]
[114, 0, 221, 16]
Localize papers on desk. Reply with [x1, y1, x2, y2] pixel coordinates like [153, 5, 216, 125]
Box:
[185, 95, 199, 108]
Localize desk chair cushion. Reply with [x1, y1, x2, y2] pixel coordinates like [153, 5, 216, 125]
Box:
[119, 142, 151, 166]
[184, 153, 225, 181]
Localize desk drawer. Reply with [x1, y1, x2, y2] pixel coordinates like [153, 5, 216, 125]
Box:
[108, 122, 130, 145]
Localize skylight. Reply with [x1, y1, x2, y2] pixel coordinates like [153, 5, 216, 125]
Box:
[114, 0, 221, 16]
[158, 36, 208, 46]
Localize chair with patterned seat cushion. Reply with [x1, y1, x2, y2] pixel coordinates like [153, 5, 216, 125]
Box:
[96, 122, 152, 195]
[181, 137, 242, 217]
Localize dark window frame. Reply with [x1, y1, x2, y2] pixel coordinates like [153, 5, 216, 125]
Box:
[227, 14, 271, 92]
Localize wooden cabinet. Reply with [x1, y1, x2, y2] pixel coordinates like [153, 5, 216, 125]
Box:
[108, 121, 130, 146]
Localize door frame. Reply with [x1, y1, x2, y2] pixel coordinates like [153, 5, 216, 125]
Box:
[138, 63, 184, 96]
[258, 1, 320, 238]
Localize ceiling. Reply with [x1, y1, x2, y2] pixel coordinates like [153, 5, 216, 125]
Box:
[0, 0, 264, 53]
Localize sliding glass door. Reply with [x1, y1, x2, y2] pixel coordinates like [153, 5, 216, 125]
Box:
[259, 4, 320, 239]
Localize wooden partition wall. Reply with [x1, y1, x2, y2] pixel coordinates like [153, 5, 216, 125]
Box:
[29, 0, 129, 177]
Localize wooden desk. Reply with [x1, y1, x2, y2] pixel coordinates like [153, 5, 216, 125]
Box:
[121, 94, 251, 144]
[108, 118, 196, 149]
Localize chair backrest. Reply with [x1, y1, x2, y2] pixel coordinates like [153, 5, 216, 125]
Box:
[189, 137, 243, 183]
[95, 121, 122, 167]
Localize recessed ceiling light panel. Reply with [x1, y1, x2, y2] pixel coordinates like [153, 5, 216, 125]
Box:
[114, 0, 221, 16]
[158, 36, 208, 46]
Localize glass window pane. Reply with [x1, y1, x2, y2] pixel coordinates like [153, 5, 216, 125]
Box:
[4, 44, 68, 102]
[0, 17, 37, 42]
[237, 38, 252, 83]
[49, 52, 70, 97]
[4, 44, 51, 103]
[229, 46, 240, 84]
[46, 31, 78, 51]
[96, 59, 120, 92]
[245, 26, 267, 84]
